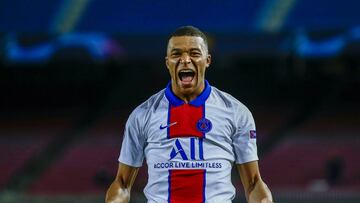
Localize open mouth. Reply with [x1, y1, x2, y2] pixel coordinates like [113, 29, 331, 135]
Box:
[178, 69, 195, 82]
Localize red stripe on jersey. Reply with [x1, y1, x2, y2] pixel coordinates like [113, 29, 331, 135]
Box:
[169, 104, 204, 138]
[169, 169, 205, 203]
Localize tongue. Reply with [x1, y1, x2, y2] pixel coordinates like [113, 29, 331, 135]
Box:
[181, 75, 193, 82]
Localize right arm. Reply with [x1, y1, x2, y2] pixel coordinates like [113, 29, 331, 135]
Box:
[107, 106, 145, 203]
[105, 163, 139, 203]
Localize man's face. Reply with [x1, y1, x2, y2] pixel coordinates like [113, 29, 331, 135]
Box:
[166, 36, 211, 99]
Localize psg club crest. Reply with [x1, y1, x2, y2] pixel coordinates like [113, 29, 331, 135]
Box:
[196, 118, 212, 133]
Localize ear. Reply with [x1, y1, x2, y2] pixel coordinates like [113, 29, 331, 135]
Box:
[165, 56, 170, 70]
[206, 54, 211, 68]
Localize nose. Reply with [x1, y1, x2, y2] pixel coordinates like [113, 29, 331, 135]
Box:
[179, 54, 191, 64]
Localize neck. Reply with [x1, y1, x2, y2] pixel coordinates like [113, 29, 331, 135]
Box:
[172, 82, 205, 103]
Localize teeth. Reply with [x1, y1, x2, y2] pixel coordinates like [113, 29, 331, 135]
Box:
[178, 69, 195, 81]
[179, 70, 194, 73]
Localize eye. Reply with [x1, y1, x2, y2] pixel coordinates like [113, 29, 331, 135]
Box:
[171, 52, 180, 57]
[190, 52, 201, 57]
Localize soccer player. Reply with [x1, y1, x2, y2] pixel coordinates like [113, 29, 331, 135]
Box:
[106, 26, 273, 203]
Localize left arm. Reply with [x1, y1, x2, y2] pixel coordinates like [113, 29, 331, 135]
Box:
[237, 161, 273, 203]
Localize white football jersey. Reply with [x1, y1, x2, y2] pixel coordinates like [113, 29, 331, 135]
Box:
[119, 81, 258, 203]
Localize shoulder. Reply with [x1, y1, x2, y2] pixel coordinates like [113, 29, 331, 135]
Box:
[210, 86, 250, 113]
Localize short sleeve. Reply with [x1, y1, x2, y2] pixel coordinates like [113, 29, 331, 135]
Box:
[118, 109, 146, 167]
[232, 105, 259, 164]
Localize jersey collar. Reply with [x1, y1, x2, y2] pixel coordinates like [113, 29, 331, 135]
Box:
[165, 80, 212, 107]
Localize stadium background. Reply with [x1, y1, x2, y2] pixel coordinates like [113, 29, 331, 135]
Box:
[1, 0, 360, 202]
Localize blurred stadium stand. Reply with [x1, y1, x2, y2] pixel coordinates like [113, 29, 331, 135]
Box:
[1, 0, 360, 202]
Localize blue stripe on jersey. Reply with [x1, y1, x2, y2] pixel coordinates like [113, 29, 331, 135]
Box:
[168, 170, 171, 203]
[202, 104, 206, 138]
[199, 138, 204, 160]
[190, 138, 195, 160]
[167, 103, 171, 139]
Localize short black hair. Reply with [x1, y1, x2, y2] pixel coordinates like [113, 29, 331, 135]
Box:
[169, 25, 208, 48]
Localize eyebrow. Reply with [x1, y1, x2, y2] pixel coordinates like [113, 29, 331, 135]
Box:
[170, 48, 202, 53]
[170, 48, 182, 53]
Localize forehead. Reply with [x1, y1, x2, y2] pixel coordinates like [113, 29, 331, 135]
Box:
[167, 36, 207, 52]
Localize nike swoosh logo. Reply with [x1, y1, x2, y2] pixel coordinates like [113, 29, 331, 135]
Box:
[159, 122, 177, 130]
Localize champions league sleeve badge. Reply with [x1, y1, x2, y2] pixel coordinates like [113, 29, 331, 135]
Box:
[196, 118, 212, 133]
[250, 130, 257, 139]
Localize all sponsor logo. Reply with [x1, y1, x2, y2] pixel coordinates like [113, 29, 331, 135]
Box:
[169, 138, 203, 161]
[153, 137, 222, 169]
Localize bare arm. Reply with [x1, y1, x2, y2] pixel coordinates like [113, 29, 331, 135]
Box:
[237, 161, 273, 203]
[105, 163, 139, 203]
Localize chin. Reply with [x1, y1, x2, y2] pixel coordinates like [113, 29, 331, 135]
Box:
[178, 82, 196, 91]
[181, 86, 194, 92]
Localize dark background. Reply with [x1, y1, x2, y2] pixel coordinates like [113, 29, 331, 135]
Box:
[0, 0, 359, 202]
